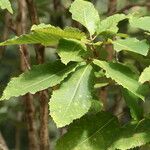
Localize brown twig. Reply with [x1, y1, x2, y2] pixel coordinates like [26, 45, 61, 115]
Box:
[25, 0, 50, 150]
[25, 0, 39, 24]
[15, 112, 22, 150]
[19, 45, 31, 70]
[39, 90, 50, 150]
[16, 0, 39, 150]
[0, 12, 12, 59]
[107, 0, 117, 15]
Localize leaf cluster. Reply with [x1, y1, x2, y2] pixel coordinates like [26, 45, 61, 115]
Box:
[1, 0, 150, 149]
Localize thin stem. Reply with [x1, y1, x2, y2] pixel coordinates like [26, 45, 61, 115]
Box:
[19, 45, 31, 70]
[23, 94, 39, 150]
[89, 35, 99, 58]
[39, 90, 50, 150]
[90, 44, 99, 58]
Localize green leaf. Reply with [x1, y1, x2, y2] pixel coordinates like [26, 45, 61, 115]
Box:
[56, 111, 150, 150]
[113, 38, 149, 56]
[0, 0, 13, 14]
[93, 59, 149, 100]
[56, 112, 119, 150]
[94, 83, 108, 89]
[0, 24, 86, 46]
[139, 66, 150, 83]
[130, 16, 150, 32]
[97, 14, 127, 34]
[1, 61, 79, 100]
[122, 89, 143, 121]
[109, 119, 150, 150]
[57, 38, 86, 65]
[50, 64, 94, 127]
[69, 0, 100, 35]
[88, 100, 102, 114]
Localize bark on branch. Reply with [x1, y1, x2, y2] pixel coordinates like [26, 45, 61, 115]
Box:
[25, 0, 50, 149]
[17, 0, 39, 150]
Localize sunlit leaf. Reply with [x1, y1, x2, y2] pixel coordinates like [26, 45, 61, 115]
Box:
[139, 66, 150, 83]
[0, 0, 13, 13]
[113, 38, 149, 56]
[1, 61, 79, 100]
[0, 24, 86, 46]
[50, 64, 94, 127]
[93, 59, 149, 100]
[70, 0, 100, 35]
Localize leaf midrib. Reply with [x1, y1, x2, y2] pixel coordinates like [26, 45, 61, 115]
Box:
[75, 117, 115, 149]
[21, 63, 78, 91]
[62, 65, 90, 118]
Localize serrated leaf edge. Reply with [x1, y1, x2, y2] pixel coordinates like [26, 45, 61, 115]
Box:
[1, 62, 81, 100]
[93, 60, 145, 100]
[50, 64, 93, 128]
